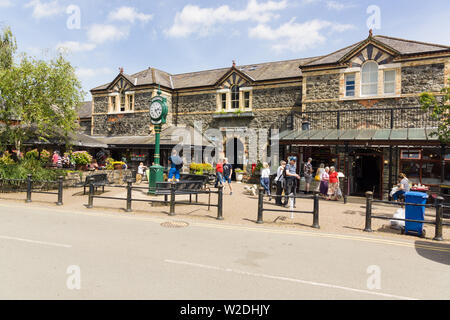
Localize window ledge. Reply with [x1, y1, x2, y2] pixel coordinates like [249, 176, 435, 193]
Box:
[213, 111, 254, 119]
[107, 111, 135, 115]
[339, 94, 400, 101]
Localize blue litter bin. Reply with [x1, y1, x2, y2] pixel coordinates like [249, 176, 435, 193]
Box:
[404, 191, 428, 237]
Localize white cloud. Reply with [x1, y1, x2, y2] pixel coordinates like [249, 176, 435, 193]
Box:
[249, 18, 354, 53]
[25, 0, 64, 19]
[166, 0, 287, 38]
[56, 41, 96, 53]
[0, 0, 13, 7]
[326, 1, 346, 10]
[76, 67, 114, 78]
[108, 6, 153, 23]
[87, 24, 130, 44]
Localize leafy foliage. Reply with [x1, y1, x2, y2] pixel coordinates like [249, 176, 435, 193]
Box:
[420, 80, 450, 144]
[0, 158, 66, 181]
[189, 163, 213, 174]
[70, 151, 92, 165]
[0, 26, 16, 71]
[25, 148, 39, 160]
[0, 26, 84, 152]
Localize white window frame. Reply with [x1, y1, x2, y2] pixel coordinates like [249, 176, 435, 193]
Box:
[344, 73, 356, 97]
[383, 70, 396, 95]
[361, 61, 378, 97]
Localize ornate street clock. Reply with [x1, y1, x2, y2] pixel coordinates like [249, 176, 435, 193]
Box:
[148, 87, 168, 194]
[149, 93, 168, 125]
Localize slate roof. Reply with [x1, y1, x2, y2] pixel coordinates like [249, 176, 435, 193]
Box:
[279, 128, 439, 143]
[94, 125, 213, 147]
[303, 35, 450, 68]
[91, 57, 318, 92]
[91, 34, 450, 92]
[78, 101, 92, 119]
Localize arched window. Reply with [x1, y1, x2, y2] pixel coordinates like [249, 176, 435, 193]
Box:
[231, 85, 239, 109]
[361, 61, 378, 96]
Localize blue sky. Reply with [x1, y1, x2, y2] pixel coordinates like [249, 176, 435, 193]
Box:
[0, 0, 449, 99]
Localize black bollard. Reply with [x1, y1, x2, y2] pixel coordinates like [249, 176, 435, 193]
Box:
[364, 191, 373, 232]
[87, 177, 94, 209]
[169, 182, 176, 216]
[312, 193, 320, 229]
[433, 196, 444, 241]
[257, 187, 264, 224]
[26, 174, 32, 203]
[57, 176, 63, 206]
[217, 184, 224, 220]
[126, 179, 133, 212]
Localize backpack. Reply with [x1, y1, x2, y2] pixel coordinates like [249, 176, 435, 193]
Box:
[175, 162, 183, 170]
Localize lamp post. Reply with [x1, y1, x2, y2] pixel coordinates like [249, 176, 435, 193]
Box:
[148, 86, 168, 194]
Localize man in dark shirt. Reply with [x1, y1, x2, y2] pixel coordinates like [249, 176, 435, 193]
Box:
[222, 157, 233, 195]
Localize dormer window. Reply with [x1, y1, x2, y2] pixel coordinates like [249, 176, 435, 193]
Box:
[231, 85, 240, 109]
[361, 61, 378, 96]
[120, 89, 126, 112]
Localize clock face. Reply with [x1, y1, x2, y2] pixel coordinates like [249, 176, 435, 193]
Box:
[150, 101, 163, 119]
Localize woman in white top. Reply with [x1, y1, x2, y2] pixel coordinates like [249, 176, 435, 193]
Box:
[315, 163, 325, 192]
[319, 166, 330, 197]
[260, 162, 271, 199]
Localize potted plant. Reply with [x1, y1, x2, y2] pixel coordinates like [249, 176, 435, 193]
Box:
[71, 151, 92, 171]
[235, 169, 244, 183]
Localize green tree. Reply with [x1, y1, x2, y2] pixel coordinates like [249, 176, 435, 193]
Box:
[0, 26, 17, 70]
[420, 80, 450, 144]
[0, 53, 84, 152]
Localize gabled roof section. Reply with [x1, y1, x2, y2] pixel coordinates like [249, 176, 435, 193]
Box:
[214, 66, 255, 88]
[105, 73, 135, 91]
[302, 33, 450, 69]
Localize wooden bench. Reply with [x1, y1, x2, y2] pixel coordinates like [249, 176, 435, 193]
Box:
[155, 180, 207, 203]
[83, 173, 109, 195]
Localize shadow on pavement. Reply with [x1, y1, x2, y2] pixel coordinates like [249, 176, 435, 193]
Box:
[415, 240, 450, 265]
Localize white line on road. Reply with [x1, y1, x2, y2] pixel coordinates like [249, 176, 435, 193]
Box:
[0, 235, 72, 248]
[165, 259, 418, 300]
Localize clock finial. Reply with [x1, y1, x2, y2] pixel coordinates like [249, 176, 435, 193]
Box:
[157, 84, 161, 96]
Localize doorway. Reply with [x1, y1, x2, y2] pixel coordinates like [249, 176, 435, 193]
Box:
[225, 138, 244, 180]
[351, 151, 382, 198]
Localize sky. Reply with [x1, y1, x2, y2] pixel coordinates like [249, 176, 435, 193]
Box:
[0, 0, 449, 99]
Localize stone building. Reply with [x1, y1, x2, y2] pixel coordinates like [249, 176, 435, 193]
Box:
[280, 32, 449, 199]
[89, 32, 449, 196]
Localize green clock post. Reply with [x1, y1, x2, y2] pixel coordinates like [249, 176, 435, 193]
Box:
[148, 87, 168, 194]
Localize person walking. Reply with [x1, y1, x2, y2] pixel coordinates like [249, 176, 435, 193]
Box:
[319, 166, 330, 198]
[392, 173, 410, 201]
[260, 162, 271, 200]
[327, 166, 339, 201]
[215, 159, 224, 188]
[168, 150, 182, 182]
[274, 160, 286, 206]
[285, 157, 300, 207]
[222, 158, 233, 195]
[136, 162, 147, 184]
[303, 157, 313, 194]
[315, 163, 325, 192]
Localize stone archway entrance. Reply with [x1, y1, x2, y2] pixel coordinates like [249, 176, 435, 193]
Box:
[225, 137, 244, 180]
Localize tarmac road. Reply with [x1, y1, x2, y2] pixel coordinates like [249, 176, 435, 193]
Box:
[0, 202, 448, 300]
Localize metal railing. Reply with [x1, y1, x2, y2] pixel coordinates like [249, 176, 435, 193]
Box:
[300, 106, 438, 130]
[0, 174, 64, 205]
[256, 187, 320, 229]
[86, 178, 224, 220]
[364, 191, 446, 241]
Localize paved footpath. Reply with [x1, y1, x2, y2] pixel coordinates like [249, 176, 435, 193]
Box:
[0, 202, 448, 299]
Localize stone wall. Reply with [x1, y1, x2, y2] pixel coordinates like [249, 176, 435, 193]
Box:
[92, 113, 152, 136]
[93, 96, 108, 114]
[304, 97, 436, 130]
[305, 73, 340, 100]
[401, 63, 445, 94]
